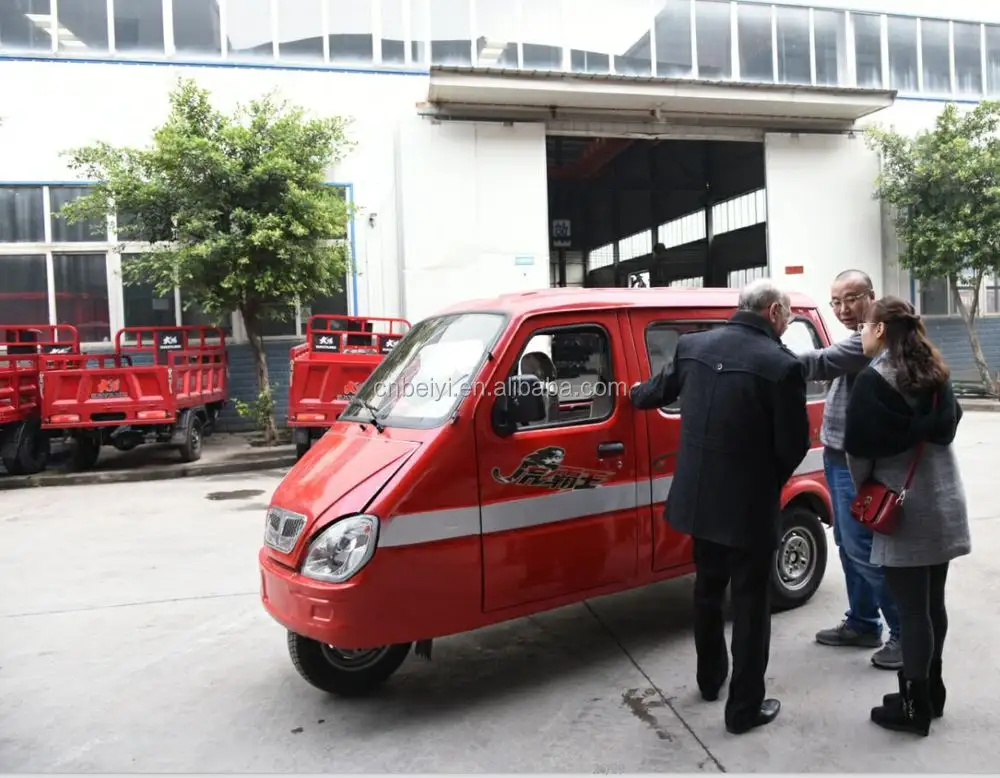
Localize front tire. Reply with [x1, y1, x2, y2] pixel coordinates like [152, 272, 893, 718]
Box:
[287, 632, 411, 696]
[178, 414, 204, 463]
[72, 434, 101, 471]
[770, 505, 827, 612]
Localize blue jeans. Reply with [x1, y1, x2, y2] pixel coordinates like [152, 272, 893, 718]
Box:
[824, 450, 901, 640]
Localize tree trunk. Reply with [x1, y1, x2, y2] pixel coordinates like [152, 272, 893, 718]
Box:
[240, 307, 279, 445]
[949, 276, 997, 398]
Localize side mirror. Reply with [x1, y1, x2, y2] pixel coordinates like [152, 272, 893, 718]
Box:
[491, 374, 548, 437]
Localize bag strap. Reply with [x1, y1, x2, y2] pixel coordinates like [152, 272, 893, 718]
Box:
[901, 390, 939, 494]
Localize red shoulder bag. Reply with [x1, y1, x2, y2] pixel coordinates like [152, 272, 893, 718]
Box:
[849, 442, 925, 535]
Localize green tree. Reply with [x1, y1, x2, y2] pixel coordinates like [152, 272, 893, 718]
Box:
[865, 101, 1000, 397]
[57, 78, 354, 442]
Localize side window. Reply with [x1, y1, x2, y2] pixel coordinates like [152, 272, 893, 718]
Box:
[511, 324, 615, 430]
[644, 321, 723, 413]
[780, 318, 828, 399]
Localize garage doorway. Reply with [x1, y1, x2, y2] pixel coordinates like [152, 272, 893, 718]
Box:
[546, 135, 768, 290]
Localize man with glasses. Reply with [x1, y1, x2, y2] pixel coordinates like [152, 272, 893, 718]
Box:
[798, 269, 902, 671]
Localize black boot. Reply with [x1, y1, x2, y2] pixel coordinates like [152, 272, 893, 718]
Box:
[882, 659, 946, 718]
[871, 671, 932, 736]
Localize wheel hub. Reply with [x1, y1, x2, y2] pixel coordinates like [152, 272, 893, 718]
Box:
[776, 528, 816, 592]
[320, 644, 392, 672]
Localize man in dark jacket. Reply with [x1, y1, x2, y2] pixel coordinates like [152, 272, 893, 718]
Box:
[630, 279, 811, 735]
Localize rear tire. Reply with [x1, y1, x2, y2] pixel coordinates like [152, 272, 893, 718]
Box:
[770, 505, 827, 612]
[178, 414, 204, 463]
[287, 632, 411, 697]
[295, 440, 311, 460]
[2, 420, 50, 475]
[72, 434, 101, 471]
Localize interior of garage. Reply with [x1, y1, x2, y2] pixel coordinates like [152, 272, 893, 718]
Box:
[546, 136, 769, 290]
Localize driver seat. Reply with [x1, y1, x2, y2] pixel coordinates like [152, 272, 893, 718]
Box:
[520, 351, 560, 423]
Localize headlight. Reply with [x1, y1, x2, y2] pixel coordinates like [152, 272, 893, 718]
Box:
[300, 514, 379, 583]
[264, 506, 308, 554]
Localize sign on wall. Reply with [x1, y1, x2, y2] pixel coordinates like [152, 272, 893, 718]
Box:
[552, 218, 571, 248]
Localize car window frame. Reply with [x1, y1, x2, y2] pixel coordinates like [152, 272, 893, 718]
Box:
[505, 321, 617, 433]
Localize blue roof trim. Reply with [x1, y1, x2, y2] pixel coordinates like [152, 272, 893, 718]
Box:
[0, 52, 430, 76]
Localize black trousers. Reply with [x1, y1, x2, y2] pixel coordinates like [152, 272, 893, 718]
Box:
[883, 562, 950, 679]
[692, 537, 773, 727]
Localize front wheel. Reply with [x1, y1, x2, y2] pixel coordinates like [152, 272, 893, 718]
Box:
[770, 505, 827, 612]
[178, 415, 204, 463]
[287, 632, 411, 696]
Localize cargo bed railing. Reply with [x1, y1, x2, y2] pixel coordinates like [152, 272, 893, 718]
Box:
[1, 325, 82, 420]
[305, 315, 410, 356]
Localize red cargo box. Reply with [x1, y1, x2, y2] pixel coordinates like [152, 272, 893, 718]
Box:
[288, 314, 410, 459]
[39, 326, 228, 469]
[0, 325, 81, 475]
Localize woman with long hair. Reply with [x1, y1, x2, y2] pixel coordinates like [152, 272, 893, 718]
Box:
[843, 295, 971, 737]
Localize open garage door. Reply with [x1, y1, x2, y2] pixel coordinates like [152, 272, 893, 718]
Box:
[395, 119, 550, 324]
[764, 132, 884, 339]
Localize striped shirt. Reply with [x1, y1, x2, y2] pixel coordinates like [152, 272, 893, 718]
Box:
[799, 332, 872, 452]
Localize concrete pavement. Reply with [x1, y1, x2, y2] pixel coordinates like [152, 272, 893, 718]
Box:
[2, 413, 999, 772]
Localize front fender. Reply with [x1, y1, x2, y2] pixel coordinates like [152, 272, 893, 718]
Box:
[782, 476, 834, 527]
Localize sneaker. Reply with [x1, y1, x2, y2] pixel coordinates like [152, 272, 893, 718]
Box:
[871, 636, 903, 670]
[815, 619, 884, 648]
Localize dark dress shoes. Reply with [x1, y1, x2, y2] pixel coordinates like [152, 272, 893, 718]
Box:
[725, 698, 781, 735]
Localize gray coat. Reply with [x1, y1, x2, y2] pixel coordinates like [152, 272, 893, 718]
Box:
[843, 351, 971, 568]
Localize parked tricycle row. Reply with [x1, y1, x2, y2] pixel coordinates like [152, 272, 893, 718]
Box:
[0, 314, 412, 477]
[0, 324, 227, 476]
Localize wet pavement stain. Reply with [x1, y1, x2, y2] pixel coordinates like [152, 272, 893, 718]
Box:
[621, 687, 673, 742]
[290, 727, 304, 734]
[205, 489, 266, 501]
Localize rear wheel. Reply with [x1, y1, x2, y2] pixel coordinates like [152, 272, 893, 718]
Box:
[72, 434, 101, 471]
[178, 414, 204, 463]
[770, 505, 827, 612]
[287, 632, 411, 696]
[295, 440, 311, 460]
[1, 419, 50, 475]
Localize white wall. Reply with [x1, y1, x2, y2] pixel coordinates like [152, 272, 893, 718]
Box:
[395, 118, 551, 323]
[764, 131, 884, 340]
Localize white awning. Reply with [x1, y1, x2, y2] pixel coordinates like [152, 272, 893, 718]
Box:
[424, 67, 896, 132]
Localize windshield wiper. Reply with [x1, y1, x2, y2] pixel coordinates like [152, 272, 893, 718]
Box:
[358, 399, 385, 433]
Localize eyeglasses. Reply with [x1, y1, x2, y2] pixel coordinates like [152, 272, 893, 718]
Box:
[830, 292, 868, 309]
[856, 321, 877, 333]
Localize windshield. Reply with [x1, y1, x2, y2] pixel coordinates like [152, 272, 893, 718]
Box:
[341, 312, 507, 429]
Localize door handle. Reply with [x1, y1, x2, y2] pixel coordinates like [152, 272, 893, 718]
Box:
[597, 441, 625, 457]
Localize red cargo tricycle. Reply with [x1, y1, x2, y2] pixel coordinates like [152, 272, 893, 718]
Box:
[260, 287, 835, 697]
[0, 325, 80, 475]
[40, 325, 228, 470]
[287, 314, 410, 459]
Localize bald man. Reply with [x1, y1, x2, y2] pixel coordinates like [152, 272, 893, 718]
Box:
[798, 269, 902, 671]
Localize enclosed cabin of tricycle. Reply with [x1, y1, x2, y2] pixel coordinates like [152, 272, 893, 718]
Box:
[0, 325, 80, 475]
[39, 325, 227, 469]
[287, 314, 410, 459]
[259, 288, 834, 697]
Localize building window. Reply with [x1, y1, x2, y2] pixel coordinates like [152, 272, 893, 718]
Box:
[53, 252, 110, 342]
[921, 18, 951, 95]
[522, 0, 561, 71]
[853, 12, 883, 89]
[57, 0, 109, 53]
[0, 254, 49, 325]
[380, 0, 405, 64]
[473, 0, 517, 68]
[613, 0, 652, 77]
[954, 22, 983, 96]
[737, 1, 773, 83]
[887, 15, 918, 92]
[172, 0, 221, 56]
[814, 9, 849, 86]
[226, 0, 274, 59]
[121, 253, 176, 327]
[112, 0, 163, 54]
[0, 186, 45, 243]
[430, 0, 471, 65]
[918, 275, 1000, 317]
[50, 186, 108, 242]
[986, 25, 1000, 95]
[277, 0, 323, 61]
[0, 0, 54, 52]
[776, 5, 810, 85]
[696, 0, 731, 79]
[654, 0, 692, 78]
[327, 0, 373, 64]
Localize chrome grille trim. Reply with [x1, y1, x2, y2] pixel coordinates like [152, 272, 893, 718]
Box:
[263, 506, 308, 554]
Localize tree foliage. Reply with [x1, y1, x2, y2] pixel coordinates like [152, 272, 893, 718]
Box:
[865, 101, 1000, 396]
[58, 78, 355, 440]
